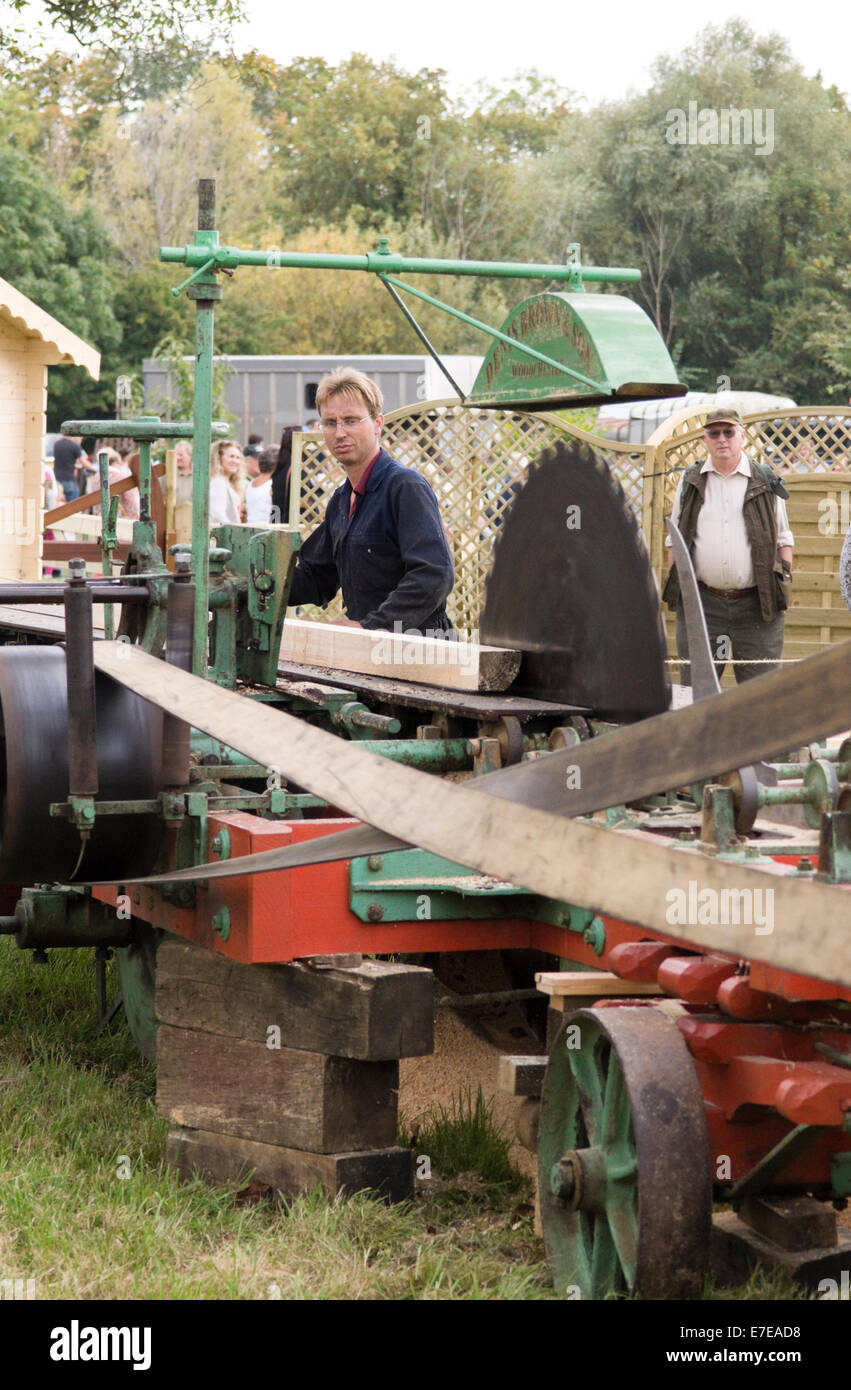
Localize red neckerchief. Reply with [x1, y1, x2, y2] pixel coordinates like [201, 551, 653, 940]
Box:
[347, 450, 380, 520]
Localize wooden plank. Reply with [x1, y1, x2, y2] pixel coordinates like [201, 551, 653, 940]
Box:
[51, 512, 135, 542]
[44, 461, 164, 526]
[280, 617, 520, 692]
[43, 541, 131, 563]
[95, 641, 851, 987]
[166, 1127, 413, 1203]
[536, 970, 663, 997]
[789, 573, 841, 591]
[787, 537, 845, 557]
[156, 1024, 399, 1153]
[788, 606, 851, 626]
[497, 1054, 548, 1097]
[785, 499, 851, 522]
[156, 939, 434, 1060]
[277, 657, 581, 719]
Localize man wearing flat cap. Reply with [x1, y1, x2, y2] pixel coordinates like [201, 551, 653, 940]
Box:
[662, 409, 794, 683]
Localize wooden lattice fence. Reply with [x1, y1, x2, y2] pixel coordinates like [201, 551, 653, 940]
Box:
[288, 401, 646, 634]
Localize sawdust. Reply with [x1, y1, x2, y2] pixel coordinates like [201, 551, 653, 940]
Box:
[399, 1005, 538, 1179]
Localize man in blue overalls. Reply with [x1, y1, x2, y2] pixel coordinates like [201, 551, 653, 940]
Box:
[289, 369, 455, 636]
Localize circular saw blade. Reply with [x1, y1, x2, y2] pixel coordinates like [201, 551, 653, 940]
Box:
[481, 439, 670, 720]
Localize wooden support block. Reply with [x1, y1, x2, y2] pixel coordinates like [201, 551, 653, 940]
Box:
[167, 1127, 413, 1204]
[497, 1054, 548, 1098]
[156, 1025, 398, 1153]
[711, 1210, 851, 1293]
[536, 971, 663, 1009]
[280, 617, 520, 692]
[738, 1194, 837, 1252]
[156, 939, 433, 1060]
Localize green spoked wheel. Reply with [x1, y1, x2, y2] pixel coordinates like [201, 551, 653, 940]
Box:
[538, 1006, 711, 1299]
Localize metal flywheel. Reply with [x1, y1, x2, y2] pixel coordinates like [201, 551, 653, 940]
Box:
[538, 1006, 712, 1299]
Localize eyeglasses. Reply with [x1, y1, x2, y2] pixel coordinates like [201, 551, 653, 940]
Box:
[320, 415, 373, 432]
[705, 427, 738, 439]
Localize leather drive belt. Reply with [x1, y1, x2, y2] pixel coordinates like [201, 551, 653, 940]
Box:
[90, 641, 851, 986]
[699, 582, 757, 600]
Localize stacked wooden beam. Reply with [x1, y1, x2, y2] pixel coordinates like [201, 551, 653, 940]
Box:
[157, 940, 434, 1202]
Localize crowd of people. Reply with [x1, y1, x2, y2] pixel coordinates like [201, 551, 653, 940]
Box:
[205, 427, 299, 526]
[43, 425, 304, 529]
[45, 431, 141, 517]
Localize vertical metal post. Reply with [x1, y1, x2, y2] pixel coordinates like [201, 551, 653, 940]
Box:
[137, 439, 153, 524]
[189, 178, 221, 675]
[65, 558, 99, 798]
[97, 450, 115, 641]
[162, 556, 194, 785]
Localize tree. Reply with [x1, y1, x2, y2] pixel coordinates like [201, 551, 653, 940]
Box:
[0, 142, 125, 423]
[0, 0, 243, 60]
[86, 64, 274, 269]
[213, 219, 510, 359]
[542, 20, 851, 401]
[245, 54, 450, 234]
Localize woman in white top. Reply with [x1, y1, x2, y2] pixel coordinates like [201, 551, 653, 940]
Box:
[244, 447, 277, 524]
[209, 440, 245, 525]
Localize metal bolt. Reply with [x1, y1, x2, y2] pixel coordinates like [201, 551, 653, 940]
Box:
[69, 557, 86, 584]
[211, 829, 231, 860]
[366, 903, 384, 922]
[367, 855, 383, 871]
[211, 907, 230, 940]
[550, 1157, 576, 1200]
[582, 915, 606, 956]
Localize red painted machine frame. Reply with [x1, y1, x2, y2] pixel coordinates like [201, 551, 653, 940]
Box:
[92, 810, 851, 1191]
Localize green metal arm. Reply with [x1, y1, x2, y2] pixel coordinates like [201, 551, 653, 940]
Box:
[377, 273, 609, 394]
[160, 237, 641, 289]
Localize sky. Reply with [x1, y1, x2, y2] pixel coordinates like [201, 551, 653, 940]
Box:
[233, 0, 849, 106]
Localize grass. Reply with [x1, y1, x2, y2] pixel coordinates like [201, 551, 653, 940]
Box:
[0, 937, 824, 1301]
[401, 1086, 523, 1190]
[0, 939, 552, 1300]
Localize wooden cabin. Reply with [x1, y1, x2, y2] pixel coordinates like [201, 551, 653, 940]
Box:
[0, 277, 100, 580]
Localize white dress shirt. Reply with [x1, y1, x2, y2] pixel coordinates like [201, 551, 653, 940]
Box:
[670, 455, 794, 591]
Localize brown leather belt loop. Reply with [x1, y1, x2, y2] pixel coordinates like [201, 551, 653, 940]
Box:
[698, 583, 757, 601]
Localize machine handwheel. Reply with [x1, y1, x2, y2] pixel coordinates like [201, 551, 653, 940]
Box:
[538, 1006, 711, 1299]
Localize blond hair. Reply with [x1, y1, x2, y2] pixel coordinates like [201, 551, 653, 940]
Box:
[315, 369, 383, 417]
[209, 439, 246, 505]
